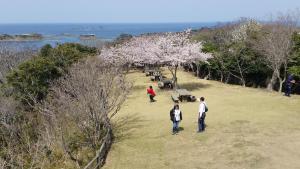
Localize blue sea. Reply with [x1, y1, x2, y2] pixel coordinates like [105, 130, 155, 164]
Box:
[0, 23, 216, 49]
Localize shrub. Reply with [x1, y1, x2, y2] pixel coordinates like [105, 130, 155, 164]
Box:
[7, 57, 61, 102]
[6, 43, 97, 104]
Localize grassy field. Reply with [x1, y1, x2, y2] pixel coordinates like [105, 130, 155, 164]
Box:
[103, 69, 300, 169]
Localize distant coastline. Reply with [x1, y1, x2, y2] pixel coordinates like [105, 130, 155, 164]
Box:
[0, 33, 43, 41]
[0, 23, 217, 48]
[0, 23, 217, 39]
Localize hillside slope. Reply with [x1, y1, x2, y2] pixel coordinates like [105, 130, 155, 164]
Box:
[103, 69, 300, 169]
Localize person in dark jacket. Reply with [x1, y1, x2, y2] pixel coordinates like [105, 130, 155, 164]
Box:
[170, 104, 182, 134]
[285, 74, 295, 97]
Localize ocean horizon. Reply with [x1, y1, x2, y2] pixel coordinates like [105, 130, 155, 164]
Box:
[0, 22, 217, 49]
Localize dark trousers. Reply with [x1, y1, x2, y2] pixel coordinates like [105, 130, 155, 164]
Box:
[285, 85, 292, 96]
[198, 117, 205, 132]
[149, 95, 155, 101]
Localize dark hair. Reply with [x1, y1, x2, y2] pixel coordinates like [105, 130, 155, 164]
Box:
[174, 104, 179, 109]
[200, 97, 205, 101]
[149, 86, 152, 89]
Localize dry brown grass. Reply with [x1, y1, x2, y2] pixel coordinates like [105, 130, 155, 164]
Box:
[103, 69, 300, 169]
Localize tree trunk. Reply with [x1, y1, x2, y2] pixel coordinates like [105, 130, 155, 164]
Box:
[168, 65, 178, 89]
[241, 79, 246, 87]
[236, 60, 246, 87]
[267, 71, 277, 91]
[207, 68, 211, 80]
[220, 71, 223, 82]
[278, 70, 286, 93]
[279, 78, 284, 93]
[278, 63, 287, 93]
[225, 73, 230, 84]
[196, 64, 200, 78]
[173, 65, 178, 89]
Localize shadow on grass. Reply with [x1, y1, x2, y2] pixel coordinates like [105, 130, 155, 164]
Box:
[112, 113, 146, 143]
[127, 69, 143, 74]
[132, 84, 146, 91]
[178, 82, 212, 91]
[178, 127, 184, 131]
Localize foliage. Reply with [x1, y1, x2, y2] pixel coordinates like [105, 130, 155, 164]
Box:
[202, 42, 218, 53]
[289, 32, 300, 77]
[7, 57, 62, 101]
[194, 19, 272, 87]
[0, 46, 36, 84]
[193, 16, 300, 90]
[5, 43, 97, 104]
[1, 56, 128, 168]
[100, 30, 212, 87]
[0, 95, 45, 168]
[37, 58, 131, 167]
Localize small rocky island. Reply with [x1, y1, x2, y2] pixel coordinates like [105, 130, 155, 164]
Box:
[79, 34, 96, 40]
[0, 33, 43, 41]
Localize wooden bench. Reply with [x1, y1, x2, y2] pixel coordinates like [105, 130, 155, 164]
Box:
[171, 93, 179, 102]
[176, 89, 191, 96]
[145, 70, 160, 76]
[158, 79, 173, 89]
[158, 81, 164, 88]
[150, 74, 162, 81]
[150, 76, 155, 81]
[171, 89, 197, 102]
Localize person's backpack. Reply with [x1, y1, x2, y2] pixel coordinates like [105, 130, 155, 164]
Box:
[204, 104, 208, 112]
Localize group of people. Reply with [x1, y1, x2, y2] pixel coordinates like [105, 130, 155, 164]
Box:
[147, 85, 208, 135]
[146, 74, 298, 135]
[170, 97, 208, 135]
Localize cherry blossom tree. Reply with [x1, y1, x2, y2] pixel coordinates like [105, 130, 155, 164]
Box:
[100, 30, 212, 88]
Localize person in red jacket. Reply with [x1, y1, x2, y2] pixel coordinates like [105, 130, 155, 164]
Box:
[147, 86, 156, 102]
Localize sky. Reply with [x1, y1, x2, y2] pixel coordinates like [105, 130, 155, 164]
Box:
[0, 0, 299, 23]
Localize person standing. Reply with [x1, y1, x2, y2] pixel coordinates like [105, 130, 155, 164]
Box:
[285, 74, 295, 97]
[198, 97, 207, 132]
[147, 86, 156, 102]
[170, 104, 182, 134]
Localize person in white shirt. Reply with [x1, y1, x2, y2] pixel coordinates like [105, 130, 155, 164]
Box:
[198, 97, 207, 132]
[170, 104, 183, 135]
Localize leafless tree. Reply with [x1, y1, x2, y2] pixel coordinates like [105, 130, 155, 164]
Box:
[0, 45, 36, 83]
[0, 95, 47, 169]
[39, 57, 131, 166]
[1, 48, 130, 168]
[255, 10, 300, 92]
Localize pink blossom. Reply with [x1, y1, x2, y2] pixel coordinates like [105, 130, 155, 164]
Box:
[99, 30, 212, 66]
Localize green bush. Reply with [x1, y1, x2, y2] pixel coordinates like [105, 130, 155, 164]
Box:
[289, 33, 300, 78]
[6, 43, 97, 103]
[202, 42, 218, 53]
[288, 66, 300, 77]
[7, 57, 61, 102]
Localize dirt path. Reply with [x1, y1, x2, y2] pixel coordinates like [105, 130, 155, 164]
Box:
[103, 70, 300, 169]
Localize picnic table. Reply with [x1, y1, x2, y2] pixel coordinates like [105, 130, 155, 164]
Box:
[171, 89, 196, 102]
[177, 89, 191, 96]
[150, 72, 163, 81]
[158, 79, 173, 89]
[145, 69, 160, 76]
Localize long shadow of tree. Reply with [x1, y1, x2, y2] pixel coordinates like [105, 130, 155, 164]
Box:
[132, 85, 146, 91]
[178, 82, 212, 91]
[112, 113, 146, 143]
